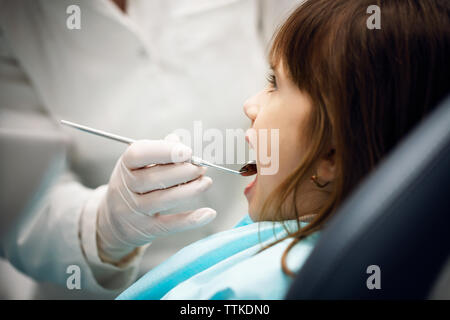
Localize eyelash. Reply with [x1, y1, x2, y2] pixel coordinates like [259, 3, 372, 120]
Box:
[266, 73, 277, 91]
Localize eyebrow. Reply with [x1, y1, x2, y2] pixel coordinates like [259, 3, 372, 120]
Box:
[270, 64, 280, 79]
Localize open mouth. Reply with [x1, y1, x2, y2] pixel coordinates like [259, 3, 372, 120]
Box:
[243, 133, 258, 196]
[242, 132, 258, 176]
[239, 160, 257, 176]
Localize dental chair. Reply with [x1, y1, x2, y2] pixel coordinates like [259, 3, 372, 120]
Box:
[285, 94, 450, 299]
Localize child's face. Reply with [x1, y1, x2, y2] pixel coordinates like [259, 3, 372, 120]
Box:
[243, 62, 314, 221]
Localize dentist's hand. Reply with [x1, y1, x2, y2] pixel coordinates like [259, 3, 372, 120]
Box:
[96, 135, 216, 264]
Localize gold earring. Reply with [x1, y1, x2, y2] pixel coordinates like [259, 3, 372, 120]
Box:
[310, 173, 330, 188]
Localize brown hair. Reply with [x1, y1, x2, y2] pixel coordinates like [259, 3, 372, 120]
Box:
[259, 0, 450, 276]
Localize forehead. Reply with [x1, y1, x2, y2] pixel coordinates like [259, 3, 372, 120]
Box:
[269, 40, 288, 74]
[269, 53, 280, 72]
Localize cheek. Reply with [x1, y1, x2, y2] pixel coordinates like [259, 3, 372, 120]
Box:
[279, 103, 311, 172]
[279, 129, 305, 170]
[255, 102, 308, 165]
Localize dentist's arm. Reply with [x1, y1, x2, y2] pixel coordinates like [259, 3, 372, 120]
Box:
[0, 39, 135, 294]
[90, 137, 216, 265]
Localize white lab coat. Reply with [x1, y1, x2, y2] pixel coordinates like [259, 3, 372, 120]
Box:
[0, 0, 302, 299]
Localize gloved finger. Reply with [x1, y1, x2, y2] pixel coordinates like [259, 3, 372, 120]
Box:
[123, 162, 207, 194]
[133, 176, 213, 216]
[122, 139, 192, 169]
[143, 208, 217, 237]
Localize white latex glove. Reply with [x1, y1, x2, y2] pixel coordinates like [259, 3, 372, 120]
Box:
[96, 134, 216, 264]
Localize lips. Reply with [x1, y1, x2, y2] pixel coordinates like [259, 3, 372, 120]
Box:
[244, 174, 257, 196]
[245, 130, 255, 150]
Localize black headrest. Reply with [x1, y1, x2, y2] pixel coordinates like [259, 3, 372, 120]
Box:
[286, 95, 450, 299]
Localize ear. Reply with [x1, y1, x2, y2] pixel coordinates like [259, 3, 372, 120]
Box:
[316, 148, 336, 182]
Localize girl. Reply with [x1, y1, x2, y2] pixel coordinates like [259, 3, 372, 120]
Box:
[117, 0, 450, 299]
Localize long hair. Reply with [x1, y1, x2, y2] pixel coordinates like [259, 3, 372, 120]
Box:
[258, 0, 450, 277]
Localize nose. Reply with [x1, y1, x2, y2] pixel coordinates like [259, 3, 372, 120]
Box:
[243, 94, 260, 123]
